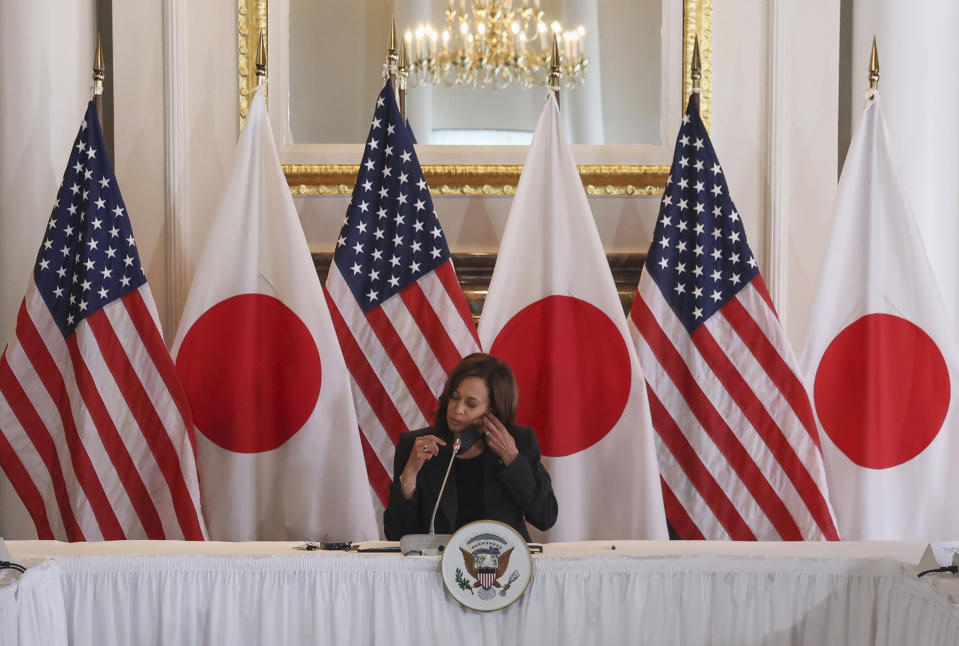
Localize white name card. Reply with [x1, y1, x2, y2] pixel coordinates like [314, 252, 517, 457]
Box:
[918, 541, 959, 571]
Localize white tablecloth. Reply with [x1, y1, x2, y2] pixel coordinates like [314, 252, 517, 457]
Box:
[3, 541, 959, 646]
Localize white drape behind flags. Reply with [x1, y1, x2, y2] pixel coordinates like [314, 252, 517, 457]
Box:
[0, 101, 206, 540]
[802, 94, 959, 541]
[477, 95, 667, 541]
[172, 88, 378, 541]
[631, 96, 837, 541]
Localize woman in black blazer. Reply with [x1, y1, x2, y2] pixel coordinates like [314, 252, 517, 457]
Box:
[384, 353, 557, 541]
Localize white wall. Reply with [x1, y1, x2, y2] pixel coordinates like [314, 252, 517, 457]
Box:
[180, 0, 243, 324]
[784, 0, 841, 346]
[0, 0, 97, 538]
[709, 0, 769, 300]
[111, 0, 240, 338]
[844, 2, 959, 329]
[112, 2, 168, 330]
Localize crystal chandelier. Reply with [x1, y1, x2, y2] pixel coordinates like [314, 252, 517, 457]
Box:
[402, 1, 587, 90]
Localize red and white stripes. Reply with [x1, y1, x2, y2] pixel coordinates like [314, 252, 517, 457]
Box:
[631, 272, 837, 540]
[324, 259, 479, 506]
[0, 281, 206, 540]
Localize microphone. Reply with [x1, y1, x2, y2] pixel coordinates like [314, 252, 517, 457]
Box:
[429, 437, 461, 535]
[400, 437, 462, 556]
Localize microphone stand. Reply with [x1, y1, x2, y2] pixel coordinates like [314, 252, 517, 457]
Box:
[400, 437, 461, 555]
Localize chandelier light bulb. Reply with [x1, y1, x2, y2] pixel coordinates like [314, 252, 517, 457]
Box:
[402, 1, 588, 91]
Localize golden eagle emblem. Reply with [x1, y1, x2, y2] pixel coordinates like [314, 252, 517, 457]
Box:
[443, 522, 532, 609]
[460, 546, 513, 591]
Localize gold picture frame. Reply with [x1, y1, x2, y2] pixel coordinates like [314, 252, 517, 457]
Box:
[238, 0, 712, 196]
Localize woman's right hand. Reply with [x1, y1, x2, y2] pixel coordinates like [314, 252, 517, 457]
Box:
[402, 434, 447, 480]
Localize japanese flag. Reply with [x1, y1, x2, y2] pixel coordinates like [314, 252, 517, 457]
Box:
[802, 94, 959, 540]
[172, 88, 378, 541]
[478, 96, 667, 540]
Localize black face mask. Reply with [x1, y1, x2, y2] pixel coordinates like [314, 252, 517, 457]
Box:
[456, 423, 483, 454]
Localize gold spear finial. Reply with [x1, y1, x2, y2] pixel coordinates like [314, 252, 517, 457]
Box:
[548, 32, 561, 108]
[93, 33, 105, 97]
[400, 39, 410, 78]
[399, 40, 409, 120]
[691, 35, 702, 94]
[386, 16, 399, 86]
[869, 36, 880, 91]
[389, 16, 398, 56]
[255, 31, 267, 83]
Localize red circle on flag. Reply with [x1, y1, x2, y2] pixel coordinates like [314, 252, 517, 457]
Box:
[176, 294, 322, 453]
[489, 295, 631, 457]
[814, 313, 949, 469]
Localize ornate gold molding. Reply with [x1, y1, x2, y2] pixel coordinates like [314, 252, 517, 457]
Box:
[238, 0, 268, 127]
[240, 1, 710, 195]
[684, 0, 713, 129]
[283, 164, 668, 196]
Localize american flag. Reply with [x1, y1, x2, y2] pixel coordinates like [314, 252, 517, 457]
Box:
[0, 101, 206, 540]
[629, 96, 838, 540]
[324, 81, 480, 506]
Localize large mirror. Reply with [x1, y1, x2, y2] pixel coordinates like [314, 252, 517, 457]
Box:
[238, 0, 711, 195]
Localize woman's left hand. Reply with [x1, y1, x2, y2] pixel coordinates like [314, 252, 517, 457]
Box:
[479, 412, 519, 466]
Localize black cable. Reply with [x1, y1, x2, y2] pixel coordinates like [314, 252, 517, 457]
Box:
[292, 542, 322, 551]
[0, 560, 25, 574]
[917, 565, 958, 577]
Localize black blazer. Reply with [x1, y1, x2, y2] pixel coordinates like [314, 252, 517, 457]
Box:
[383, 423, 558, 541]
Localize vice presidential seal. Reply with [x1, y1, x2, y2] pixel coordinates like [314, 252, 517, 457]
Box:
[440, 520, 533, 612]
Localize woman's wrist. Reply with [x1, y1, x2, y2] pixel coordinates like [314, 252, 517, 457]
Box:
[399, 469, 417, 499]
